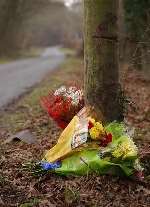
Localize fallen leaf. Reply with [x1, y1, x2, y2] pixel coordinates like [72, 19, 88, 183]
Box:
[4, 130, 38, 144]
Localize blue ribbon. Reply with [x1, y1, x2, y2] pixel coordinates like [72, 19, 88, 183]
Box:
[40, 161, 61, 171]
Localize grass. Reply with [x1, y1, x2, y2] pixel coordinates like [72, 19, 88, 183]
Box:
[0, 47, 75, 65]
[60, 47, 76, 56]
[0, 57, 83, 135]
[0, 47, 44, 64]
[19, 47, 45, 58]
[0, 57, 12, 64]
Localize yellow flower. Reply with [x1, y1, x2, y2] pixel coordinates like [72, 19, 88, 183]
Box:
[112, 138, 137, 159]
[89, 127, 100, 140]
[89, 120, 105, 140]
[94, 122, 104, 133]
[112, 147, 123, 158]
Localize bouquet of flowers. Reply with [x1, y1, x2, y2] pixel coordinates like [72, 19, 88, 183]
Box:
[29, 107, 143, 179]
[41, 86, 84, 128]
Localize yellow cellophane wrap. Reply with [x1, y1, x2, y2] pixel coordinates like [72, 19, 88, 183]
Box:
[43, 116, 79, 163]
[43, 107, 101, 163]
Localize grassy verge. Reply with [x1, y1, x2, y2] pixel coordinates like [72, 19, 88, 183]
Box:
[0, 57, 12, 64]
[19, 47, 45, 58]
[0, 48, 75, 65]
[60, 47, 76, 56]
[0, 47, 44, 64]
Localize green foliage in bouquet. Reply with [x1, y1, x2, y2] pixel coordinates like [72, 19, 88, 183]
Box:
[25, 122, 142, 178]
[54, 122, 141, 177]
[55, 149, 136, 177]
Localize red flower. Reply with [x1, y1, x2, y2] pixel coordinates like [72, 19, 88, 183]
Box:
[54, 95, 62, 103]
[106, 133, 112, 142]
[57, 120, 68, 129]
[88, 121, 94, 129]
[40, 86, 84, 129]
[100, 133, 112, 147]
[63, 98, 72, 112]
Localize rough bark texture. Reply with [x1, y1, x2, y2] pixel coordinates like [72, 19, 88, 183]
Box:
[84, 0, 123, 122]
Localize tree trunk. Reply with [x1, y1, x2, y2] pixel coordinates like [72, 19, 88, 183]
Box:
[84, 0, 123, 122]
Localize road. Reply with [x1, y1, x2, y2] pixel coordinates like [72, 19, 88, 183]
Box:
[0, 46, 65, 108]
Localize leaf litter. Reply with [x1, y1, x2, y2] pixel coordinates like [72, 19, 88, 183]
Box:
[0, 60, 149, 207]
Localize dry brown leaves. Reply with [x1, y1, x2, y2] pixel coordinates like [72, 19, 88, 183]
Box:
[0, 64, 150, 207]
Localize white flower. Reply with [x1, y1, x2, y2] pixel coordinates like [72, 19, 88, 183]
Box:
[66, 89, 83, 105]
[54, 86, 83, 106]
[54, 86, 66, 96]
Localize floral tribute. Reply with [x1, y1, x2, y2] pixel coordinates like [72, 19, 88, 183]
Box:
[26, 86, 143, 180]
[40, 86, 84, 128]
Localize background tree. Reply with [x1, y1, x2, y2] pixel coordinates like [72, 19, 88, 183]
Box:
[84, 0, 123, 122]
[0, 0, 83, 57]
[0, 0, 21, 56]
[123, 0, 150, 72]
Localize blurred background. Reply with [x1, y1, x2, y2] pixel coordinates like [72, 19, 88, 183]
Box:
[0, 0, 150, 70]
[0, 0, 83, 58]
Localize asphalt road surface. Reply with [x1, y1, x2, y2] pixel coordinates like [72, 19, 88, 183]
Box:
[0, 46, 65, 108]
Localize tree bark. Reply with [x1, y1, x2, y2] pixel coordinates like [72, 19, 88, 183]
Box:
[84, 0, 123, 122]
